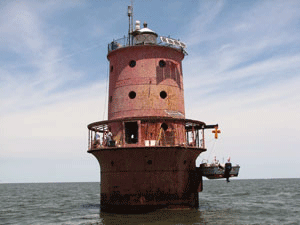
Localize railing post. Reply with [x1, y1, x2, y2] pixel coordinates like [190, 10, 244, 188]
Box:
[196, 129, 199, 148]
[202, 129, 205, 148]
[192, 126, 195, 147]
[186, 130, 189, 146]
[88, 129, 91, 150]
[138, 120, 141, 146]
[122, 121, 126, 147]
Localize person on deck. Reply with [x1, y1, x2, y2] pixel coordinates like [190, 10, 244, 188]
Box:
[225, 158, 232, 183]
[212, 156, 219, 165]
[103, 131, 107, 147]
[106, 129, 113, 147]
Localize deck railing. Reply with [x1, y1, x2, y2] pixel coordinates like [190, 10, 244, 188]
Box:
[87, 117, 211, 150]
[108, 35, 187, 54]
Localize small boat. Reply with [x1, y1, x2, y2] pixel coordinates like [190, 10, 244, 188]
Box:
[199, 158, 240, 181]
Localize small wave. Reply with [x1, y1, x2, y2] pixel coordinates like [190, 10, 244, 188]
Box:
[232, 191, 250, 197]
[274, 191, 294, 198]
[81, 204, 101, 209]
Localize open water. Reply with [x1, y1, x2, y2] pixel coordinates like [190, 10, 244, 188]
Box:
[0, 179, 299, 225]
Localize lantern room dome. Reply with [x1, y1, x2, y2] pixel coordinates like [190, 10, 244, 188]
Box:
[132, 21, 158, 45]
[135, 27, 157, 35]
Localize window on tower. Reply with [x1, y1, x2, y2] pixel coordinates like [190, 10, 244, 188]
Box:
[160, 91, 167, 99]
[129, 91, 136, 99]
[159, 60, 166, 67]
[129, 60, 136, 67]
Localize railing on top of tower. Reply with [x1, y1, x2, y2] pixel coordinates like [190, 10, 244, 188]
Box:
[87, 117, 218, 151]
[107, 35, 188, 55]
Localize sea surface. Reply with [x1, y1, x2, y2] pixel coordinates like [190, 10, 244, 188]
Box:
[0, 179, 299, 225]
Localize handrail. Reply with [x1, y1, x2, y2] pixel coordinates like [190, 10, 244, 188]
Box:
[108, 35, 187, 55]
[87, 117, 210, 150]
[87, 116, 206, 131]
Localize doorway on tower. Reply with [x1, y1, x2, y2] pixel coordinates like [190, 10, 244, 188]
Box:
[125, 122, 138, 144]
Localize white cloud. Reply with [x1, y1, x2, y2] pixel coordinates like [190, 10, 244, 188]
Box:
[185, 1, 300, 179]
[186, 0, 225, 46]
[0, 1, 107, 117]
[183, 0, 300, 99]
[0, 92, 106, 156]
[0, 1, 107, 183]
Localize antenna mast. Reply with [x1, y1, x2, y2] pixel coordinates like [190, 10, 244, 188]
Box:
[128, 1, 133, 46]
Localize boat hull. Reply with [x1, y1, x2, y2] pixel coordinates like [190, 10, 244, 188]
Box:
[199, 164, 240, 179]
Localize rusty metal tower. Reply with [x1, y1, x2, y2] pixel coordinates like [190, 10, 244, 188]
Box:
[87, 9, 218, 213]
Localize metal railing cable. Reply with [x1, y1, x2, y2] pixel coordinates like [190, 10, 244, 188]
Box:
[102, 60, 110, 120]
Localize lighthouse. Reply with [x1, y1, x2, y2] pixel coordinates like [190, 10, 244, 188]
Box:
[87, 7, 218, 213]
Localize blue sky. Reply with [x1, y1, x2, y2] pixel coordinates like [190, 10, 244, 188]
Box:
[0, 0, 299, 183]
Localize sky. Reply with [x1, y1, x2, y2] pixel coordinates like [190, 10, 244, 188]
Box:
[0, 0, 299, 183]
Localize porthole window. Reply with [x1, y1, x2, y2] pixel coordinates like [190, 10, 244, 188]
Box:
[129, 91, 136, 99]
[129, 60, 136, 67]
[160, 91, 167, 99]
[159, 60, 166, 67]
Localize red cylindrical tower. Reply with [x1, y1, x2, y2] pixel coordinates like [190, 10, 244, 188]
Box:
[107, 45, 185, 120]
[87, 21, 211, 213]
